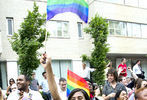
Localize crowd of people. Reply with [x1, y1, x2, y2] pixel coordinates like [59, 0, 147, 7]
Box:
[0, 56, 146, 100]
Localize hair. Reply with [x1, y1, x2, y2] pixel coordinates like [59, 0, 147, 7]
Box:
[115, 90, 126, 100]
[42, 71, 46, 76]
[134, 78, 143, 89]
[59, 77, 66, 83]
[107, 68, 118, 82]
[68, 88, 90, 100]
[0, 88, 3, 100]
[121, 58, 126, 62]
[135, 60, 140, 65]
[9, 78, 15, 83]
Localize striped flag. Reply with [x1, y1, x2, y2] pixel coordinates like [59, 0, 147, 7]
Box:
[47, 0, 89, 23]
[67, 69, 90, 97]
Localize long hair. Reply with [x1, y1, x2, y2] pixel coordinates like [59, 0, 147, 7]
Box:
[68, 88, 90, 100]
[0, 88, 3, 100]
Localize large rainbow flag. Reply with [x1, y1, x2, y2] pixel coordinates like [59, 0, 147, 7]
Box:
[47, 0, 89, 23]
[67, 69, 90, 97]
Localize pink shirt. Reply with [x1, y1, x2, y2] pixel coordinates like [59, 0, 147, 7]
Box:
[118, 64, 127, 77]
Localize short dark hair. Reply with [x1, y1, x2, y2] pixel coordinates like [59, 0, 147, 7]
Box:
[121, 58, 126, 62]
[59, 77, 66, 83]
[42, 72, 46, 76]
[107, 68, 118, 82]
[68, 88, 90, 100]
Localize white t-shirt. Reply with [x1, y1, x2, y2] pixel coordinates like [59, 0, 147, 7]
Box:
[40, 79, 49, 92]
[133, 64, 142, 74]
[80, 67, 95, 78]
[7, 89, 44, 100]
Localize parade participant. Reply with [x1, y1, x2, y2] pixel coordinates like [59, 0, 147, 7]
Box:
[7, 75, 43, 100]
[118, 58, 127, 77]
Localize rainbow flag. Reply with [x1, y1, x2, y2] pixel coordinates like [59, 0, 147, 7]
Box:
[67, 69, 90, 97]
[47, 0, 89, 23]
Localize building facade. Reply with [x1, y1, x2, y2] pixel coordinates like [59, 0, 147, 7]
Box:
[89, 0, 147, 77]
[0, 0, 147, 89]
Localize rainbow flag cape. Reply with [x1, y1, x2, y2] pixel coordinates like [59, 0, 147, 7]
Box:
[47, 0, 89, 23]
[67, 69, 90, 97]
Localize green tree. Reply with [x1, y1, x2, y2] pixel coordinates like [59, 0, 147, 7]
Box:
[84, 15, 109, 85]
[10, 2, 49, 77]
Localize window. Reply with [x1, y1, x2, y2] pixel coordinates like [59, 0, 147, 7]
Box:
[46, 21, 69, 38]
[127, 23, 141, 37]
[108, 20, 145, 38]
[51, 60, 72, 79]
[108, 20, 127, 36]
[139, 0, 147, 8]
[102, 0, 124, 4]
[6, 18, 13, 35]
[125, 0, 138, 7]
[141, 25, 147, 38]
[77, 22, 83, 38]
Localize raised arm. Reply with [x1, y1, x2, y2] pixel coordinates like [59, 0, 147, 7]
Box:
[128, 67, 138, 80]
[40, 54, 61, 100]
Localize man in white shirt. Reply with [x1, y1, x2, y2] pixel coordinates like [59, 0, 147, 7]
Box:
[7, 75, 43, 100]
[80, 62, 96, 78]
[58, 78, 67, 100]
[40, 71, 52, 100]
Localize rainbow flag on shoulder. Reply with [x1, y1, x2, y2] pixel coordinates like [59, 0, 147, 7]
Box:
[67, 69, 90, 97]
[47, 0, 89, 23]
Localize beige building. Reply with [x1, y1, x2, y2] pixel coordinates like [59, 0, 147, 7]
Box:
[89, 0, 147, 77]
[0, 0, 147, 89]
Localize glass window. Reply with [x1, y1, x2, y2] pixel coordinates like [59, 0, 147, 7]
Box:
[125, 0, 138, 7]
[132, 23, 141, 37]
[51, 60, 72, 79]
[108, 20, 127, 36]
[127, 23, 133, 37]
[77, 22, 83, 38]
[139, 0, 147, 8]
[7, 18, 13, 35]
[46, 21, 69, 38]
[127, 23, 141, 37]
[141, 25, 147, 38]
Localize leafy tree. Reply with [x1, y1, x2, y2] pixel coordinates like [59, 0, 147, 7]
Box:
[10, 2, 49, 77]
[84, 15, 109, 85]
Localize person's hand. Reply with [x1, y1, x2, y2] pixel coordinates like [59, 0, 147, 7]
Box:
[108, 93, 116, 98]
[18, 91, 24, 100]
[128, 67, 132, 71]
[40, 53, 51, 69]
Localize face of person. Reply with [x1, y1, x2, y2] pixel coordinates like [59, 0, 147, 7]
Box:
[118, 91, 127, 100]
[17, 75, 28, 91]
[71, 91, 86, 100]
[59, 81, 67, 91]
[137, 61, 141, 65]
[141, 81, 147, 88]
[32, 73, 35, 79]
[9, 80, 15, 85]
[137, 88, 147, 100]
[121, 77, 127, 86]
[86, 81, 93, 92]
[123, 59, 126, 64]
[108, 74, 115, 83]
[82, 63, 86, 69]
[43, 73, 47, 79]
